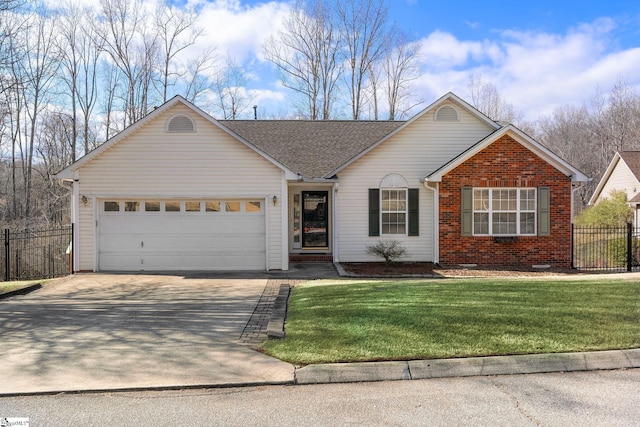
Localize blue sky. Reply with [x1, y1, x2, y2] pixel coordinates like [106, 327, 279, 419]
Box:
[185, 0, 640, 120]
[392, 0, 640, 48]
[65, 0, 640, 120]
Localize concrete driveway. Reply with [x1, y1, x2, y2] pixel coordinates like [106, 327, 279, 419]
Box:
[0, 273, 294, 395]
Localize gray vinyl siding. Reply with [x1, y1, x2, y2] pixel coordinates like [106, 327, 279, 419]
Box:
[75, 104, 284, 271]
[336, 101, 495, 262]
[596, 160, 640, 204]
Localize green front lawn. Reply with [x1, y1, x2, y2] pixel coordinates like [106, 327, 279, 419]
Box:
[261, 278, 640, 364]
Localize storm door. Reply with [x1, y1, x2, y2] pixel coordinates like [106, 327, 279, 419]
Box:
[302, 191, 328, 248]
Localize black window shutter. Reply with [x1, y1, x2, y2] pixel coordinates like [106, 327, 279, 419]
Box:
[369, 188, 380, 236]
[461, 187, 473, 236]
[408, 188, 419, 236]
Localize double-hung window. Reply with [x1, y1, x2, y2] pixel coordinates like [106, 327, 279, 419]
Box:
[381, 189, 407, 234]
[369, 183, 419, 237]
[473, 188, 536, 236]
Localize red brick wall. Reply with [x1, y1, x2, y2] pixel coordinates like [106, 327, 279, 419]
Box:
[439, 135, 573, 268]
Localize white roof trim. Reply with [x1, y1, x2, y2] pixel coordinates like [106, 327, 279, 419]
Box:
[587, 152, 637, 205]
[326, 92, 501, 177]
[55, 96, 294, 180]
[424, 125, 590, 183]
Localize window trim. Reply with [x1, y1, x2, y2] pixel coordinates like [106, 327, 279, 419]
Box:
[380, 188, 408, 235]
[472, 188, 537, 236]
[369, 188, 419, 237]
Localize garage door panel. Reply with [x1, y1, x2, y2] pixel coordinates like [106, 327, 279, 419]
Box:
[219, 237, 266, 251]
[101, 218, 146, 234]
[98, 200, 266, 271]
[99, 254, 142, 271]
[139, 234, 266, 251]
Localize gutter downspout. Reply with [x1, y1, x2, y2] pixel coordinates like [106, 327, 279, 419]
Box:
[281, 173, 289, 271]
[58, 178, 76, 272]
[72, 172, 80, 272]
[571, 180, 585, 222]
[422, 180, 439, 265]
[332, 181, 339, 264]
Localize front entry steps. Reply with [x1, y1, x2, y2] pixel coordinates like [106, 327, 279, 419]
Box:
[289, 254, 333, 262]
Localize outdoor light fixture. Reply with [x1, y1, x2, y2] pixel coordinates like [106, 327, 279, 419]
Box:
[273, 195, 277, 206]
[81, 195, 88, 206]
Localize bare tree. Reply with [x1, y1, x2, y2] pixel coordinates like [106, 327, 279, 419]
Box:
[183, 47, 218, 105]
[2, 63, 23, 221]
[35, 110, 76, 224]
[58, 3, 103, 161]
[212, 55, 253, 119]
[382, 30, 421, 120]
[95, 0, 159, 126]
[589, 78, 640, 169]
[336, 0, 390, 119]
[536, 79, 640, 211]
[154, 2, 205, 102]
[537, 104, 595, 208]
[264, 0, 342, 120]
[0, 1, 28, 228]
[100, 61, 121, 140]
[16, 10, 60, 221]
[468, 74, 523, 125]
[315, 0, 342, 119]
[0, 0, 28, 97]
[366, 58, 382, 119]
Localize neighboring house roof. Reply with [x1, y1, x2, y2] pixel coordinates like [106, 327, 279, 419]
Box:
[589, 151, 640, 205]
[220, 120, 404, 179]
[55, 96, 296, 180]
[618, 151, 640, 180]
[424, 125, 591, 183]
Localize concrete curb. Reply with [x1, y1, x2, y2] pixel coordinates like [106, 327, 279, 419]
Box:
[0, 283, 42, 300]
[294, 348, 640, 384]
[267, 284, 290, 338]
[2, 349, 638, 396]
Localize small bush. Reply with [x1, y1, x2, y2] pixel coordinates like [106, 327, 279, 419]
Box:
[366, 240, 407, 265]
[575, 190, 632, 226]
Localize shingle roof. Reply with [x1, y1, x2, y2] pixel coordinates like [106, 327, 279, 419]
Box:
[219, 120, 405, 178]
[619, 151, 640, 181]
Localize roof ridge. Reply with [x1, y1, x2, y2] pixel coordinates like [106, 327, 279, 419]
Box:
[219, 119, 406, 123]
[221, 119, 405, 178]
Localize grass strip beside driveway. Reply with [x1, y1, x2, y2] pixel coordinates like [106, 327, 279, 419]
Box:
[261, 278, 640, 365]
[0, 280, 45, 296]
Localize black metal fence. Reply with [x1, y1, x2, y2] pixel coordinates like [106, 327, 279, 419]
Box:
[3, 223, 639, 278]
[1, 225, 73, 281]
[572, 224, 640, 272]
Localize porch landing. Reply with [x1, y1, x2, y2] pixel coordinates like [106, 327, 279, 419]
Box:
[289, 254, 333, 262]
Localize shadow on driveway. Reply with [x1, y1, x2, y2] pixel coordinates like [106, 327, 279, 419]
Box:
[0, 274, 294, 395]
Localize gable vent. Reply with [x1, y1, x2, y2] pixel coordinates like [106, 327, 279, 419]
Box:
[435, 105, 459, 121]
[167, 114, 195, 133]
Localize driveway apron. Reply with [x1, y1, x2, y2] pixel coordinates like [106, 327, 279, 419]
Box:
[0, 274, 294, 395]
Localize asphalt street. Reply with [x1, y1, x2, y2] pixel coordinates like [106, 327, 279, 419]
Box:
[1, 369, 639, 426]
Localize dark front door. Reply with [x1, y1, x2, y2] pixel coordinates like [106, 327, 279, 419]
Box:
[302, 191, 328, 248]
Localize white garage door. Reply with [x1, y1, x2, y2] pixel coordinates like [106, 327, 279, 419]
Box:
[98, 199, 266, 271]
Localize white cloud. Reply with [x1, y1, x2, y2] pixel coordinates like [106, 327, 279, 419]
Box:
[250, 88, 285, 104]
[38, 1, 640, 122]
[418, 30, 491, 68]
[188, 0, 290, 64]
[414, 17, 640, 121]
